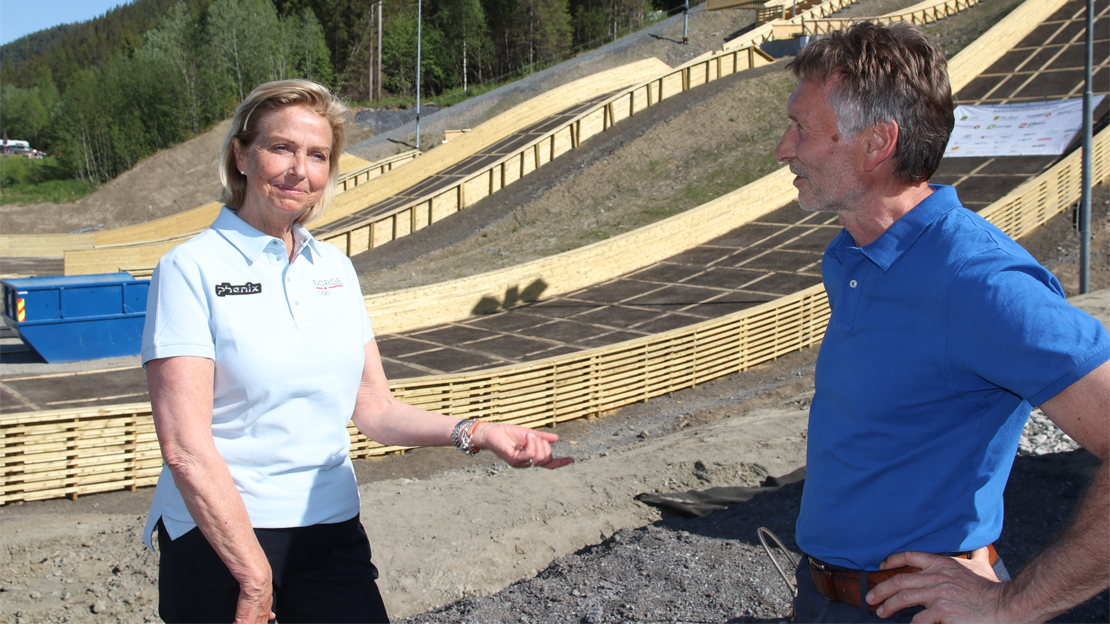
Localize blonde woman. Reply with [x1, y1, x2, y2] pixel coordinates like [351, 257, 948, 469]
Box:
[141, 79, 572, 624]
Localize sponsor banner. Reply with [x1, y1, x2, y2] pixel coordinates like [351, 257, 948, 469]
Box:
[943, 96, 1104, 158]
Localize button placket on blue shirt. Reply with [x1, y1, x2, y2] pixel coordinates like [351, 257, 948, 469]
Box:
[837, 248, 869, 333]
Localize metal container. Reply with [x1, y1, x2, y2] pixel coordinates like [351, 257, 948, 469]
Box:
[1, 274, 149, 363]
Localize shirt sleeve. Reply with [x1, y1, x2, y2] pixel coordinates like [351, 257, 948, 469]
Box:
[343, 257, 374, 345]
[141, 249, 216, 366]
[946, 248, 1110, 407]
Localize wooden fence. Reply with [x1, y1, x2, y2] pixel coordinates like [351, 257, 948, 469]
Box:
[0, 151, 420, 260]
[4, 120, 1106, 504]
[783, 0, 982, 37]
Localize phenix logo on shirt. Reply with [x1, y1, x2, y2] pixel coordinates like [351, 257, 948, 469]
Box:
[313, 277, 344, 297]
[215, 282, 263, 297]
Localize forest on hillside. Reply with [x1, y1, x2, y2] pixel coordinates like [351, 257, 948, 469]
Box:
[0, 0, 676, 187]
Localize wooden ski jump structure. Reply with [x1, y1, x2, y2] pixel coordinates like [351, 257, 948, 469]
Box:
[2, 0, 1102, 503]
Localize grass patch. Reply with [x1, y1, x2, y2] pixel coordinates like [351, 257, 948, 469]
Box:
[0, 157, 99, 206]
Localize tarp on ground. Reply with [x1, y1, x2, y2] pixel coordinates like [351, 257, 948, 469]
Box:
[635, 466, 806, 518]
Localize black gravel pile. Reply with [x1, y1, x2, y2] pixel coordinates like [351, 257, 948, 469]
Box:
[404, 481, 804, 624]
[354, 106, 442, 137]
[403, 451, 1109, 624]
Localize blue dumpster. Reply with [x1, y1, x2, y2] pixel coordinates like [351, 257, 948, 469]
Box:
[1, 274, 149, 363]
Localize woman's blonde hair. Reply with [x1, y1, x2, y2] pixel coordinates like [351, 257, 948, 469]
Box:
[218, 79, 349, 225]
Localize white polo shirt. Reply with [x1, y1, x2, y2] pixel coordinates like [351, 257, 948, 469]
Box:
[141, 207, 374, 549]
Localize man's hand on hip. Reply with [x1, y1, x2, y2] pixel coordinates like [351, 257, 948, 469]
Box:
[866, 547, 1018, 622]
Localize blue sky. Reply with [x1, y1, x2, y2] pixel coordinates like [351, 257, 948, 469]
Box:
[1, 1, 135, 46]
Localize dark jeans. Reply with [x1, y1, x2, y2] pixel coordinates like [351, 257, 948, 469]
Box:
[792, 555, 1011, 623]
[157, 514, 389, 623]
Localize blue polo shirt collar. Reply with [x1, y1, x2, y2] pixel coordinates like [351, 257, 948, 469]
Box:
[212, 206, 321, 263]
[838, 185, 962, 271]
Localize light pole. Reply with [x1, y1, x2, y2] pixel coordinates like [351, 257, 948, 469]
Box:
[1079, 0, 1093, 294]
[682, 0, 689, 44]
[415, 0, 423, 150]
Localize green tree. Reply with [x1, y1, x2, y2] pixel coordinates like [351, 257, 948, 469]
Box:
[513, 0, 571, 69]
[481, 0, 518, 78]
[143, 1, 204, 133]
[288, 7, 335, 85]
[207, 0, 283, 101]
[0, 85, 50, 147]
[573, 3, 609, 47]
[382, 2, 450, 97]
[439, 0, 494, 90]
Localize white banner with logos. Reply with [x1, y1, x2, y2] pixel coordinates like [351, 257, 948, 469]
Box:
[943, 96, 1104, 157]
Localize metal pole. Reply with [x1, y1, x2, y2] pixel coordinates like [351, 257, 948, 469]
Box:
[416, 0, 422, 150]
[368, 9, 374, 103]
[682, 0, 688, 44]
[377, 1, 383, 102]
[1079, 0, 1093, 294]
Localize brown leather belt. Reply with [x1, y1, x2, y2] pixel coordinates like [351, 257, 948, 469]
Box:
[808, 544, 998, 612]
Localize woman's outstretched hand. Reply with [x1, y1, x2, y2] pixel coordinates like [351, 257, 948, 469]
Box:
[476, 423, 575, 469]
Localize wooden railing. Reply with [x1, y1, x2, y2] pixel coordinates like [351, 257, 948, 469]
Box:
[0, 285, 829, 503]
[790, 0, 982, 37]
[303, 45, 777, 259]
[337, 150, 422, 192]
[0, 151, 420, 259]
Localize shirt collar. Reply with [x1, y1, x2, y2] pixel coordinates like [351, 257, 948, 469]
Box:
[834, 185, 962, 271]
[212, 206, 321, 263]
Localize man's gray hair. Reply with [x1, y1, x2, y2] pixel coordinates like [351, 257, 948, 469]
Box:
[788, 21, 954, 184]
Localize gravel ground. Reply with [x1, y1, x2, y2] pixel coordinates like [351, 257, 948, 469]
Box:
[401, 413, 1108, 624]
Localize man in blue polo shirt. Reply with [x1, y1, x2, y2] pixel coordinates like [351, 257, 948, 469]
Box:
[773, 22, 1109, 623]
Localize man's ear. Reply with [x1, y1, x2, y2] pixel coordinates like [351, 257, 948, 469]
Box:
[861, 121, 899, 172]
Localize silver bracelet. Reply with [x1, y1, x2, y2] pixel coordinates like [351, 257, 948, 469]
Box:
[451, 419, 468, 450]
[453, 419, 481, 455]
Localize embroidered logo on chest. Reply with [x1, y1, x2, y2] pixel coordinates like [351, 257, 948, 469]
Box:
[215, 282, 262, 297]
[313, 277, 344, 297]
